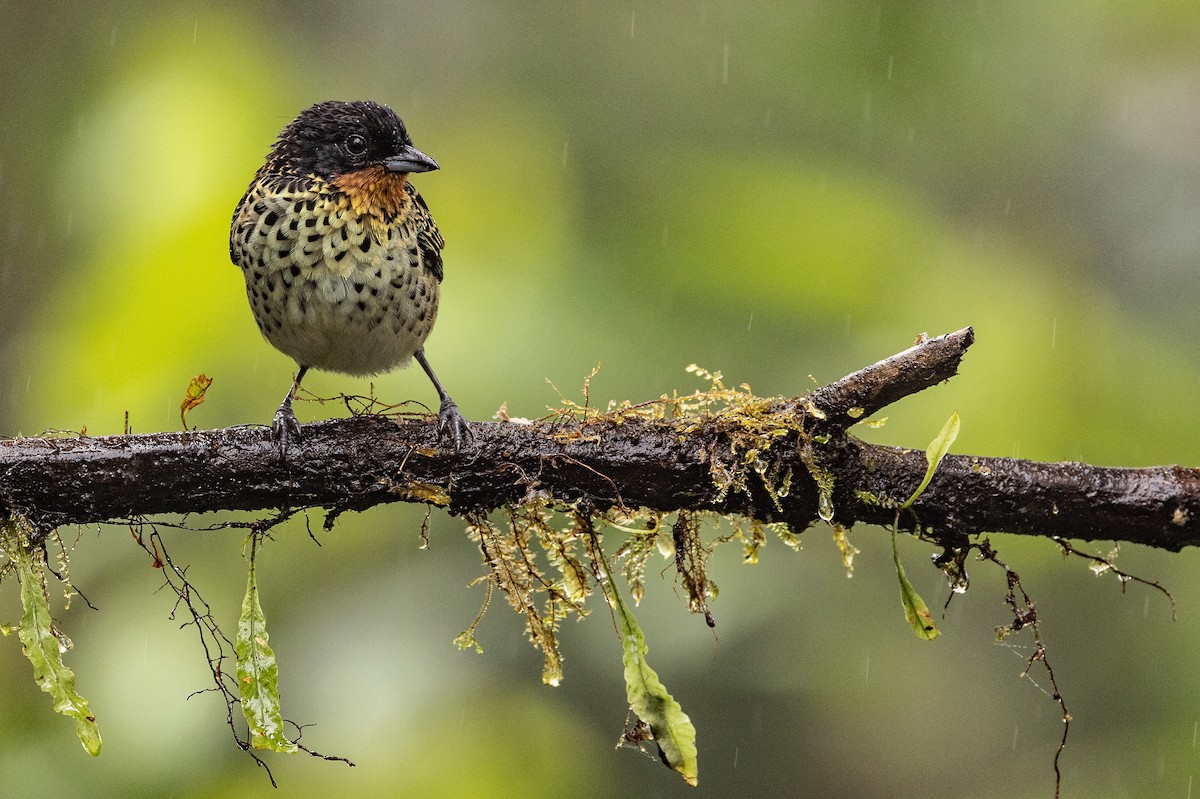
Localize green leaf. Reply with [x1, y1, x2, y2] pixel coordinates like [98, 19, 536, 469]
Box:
[15, 544, 102, 755]
[901, 410, 960, 509]
[598, 546, 698, 786]
[892, 529, 940, 640]
[236, 539, 297, 753]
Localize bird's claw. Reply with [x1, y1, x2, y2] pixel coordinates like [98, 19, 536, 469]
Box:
[437, 400, 472, 451]
[272, 404, 302, 459]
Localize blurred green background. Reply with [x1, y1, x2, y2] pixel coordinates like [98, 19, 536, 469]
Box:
[2, 2, 1199, 797]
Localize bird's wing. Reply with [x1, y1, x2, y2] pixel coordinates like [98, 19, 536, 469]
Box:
[412, 190, 446, 282]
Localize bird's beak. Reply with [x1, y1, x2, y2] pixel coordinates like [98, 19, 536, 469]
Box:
[384, 144, 439, 174]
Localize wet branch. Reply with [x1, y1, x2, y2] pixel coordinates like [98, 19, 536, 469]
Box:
[2, 326, 1199, 551]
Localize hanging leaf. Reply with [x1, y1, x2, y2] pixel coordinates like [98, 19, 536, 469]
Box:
[596, 541, 698, 785]
[180, 373, 213, 430]
[892, 529, 940, 640]
[901, 411, 960, 509]
[14, 544, 102, 755]
[235, 538, 297, 753]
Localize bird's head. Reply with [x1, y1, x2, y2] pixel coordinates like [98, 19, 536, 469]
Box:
[269, 100, 438, 179]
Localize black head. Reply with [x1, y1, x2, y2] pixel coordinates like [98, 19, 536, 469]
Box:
[268, 100, 438, 178]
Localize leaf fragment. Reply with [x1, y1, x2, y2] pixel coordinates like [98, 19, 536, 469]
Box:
[14, 542, 102, 755]
[180, 373, 213, 430]
[892, 529, 940, 640]
[236, 539, 297, 753]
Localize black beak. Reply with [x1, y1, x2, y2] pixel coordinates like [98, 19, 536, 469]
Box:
[384, 144, 439, 174]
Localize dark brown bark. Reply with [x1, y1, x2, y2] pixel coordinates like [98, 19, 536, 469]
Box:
[2, 326, 1198, 550]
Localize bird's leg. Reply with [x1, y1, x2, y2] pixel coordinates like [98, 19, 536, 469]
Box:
[272, 364, 308, 458]
[414, 348, 471, 449]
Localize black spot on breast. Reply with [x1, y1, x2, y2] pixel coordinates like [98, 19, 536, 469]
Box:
[359, 238, 372, 253]
[390, 276, 405, 289]
[333, 249, 347, 262]
[289, 265, 301, 278]
[353, 282, 366, 294]
[263, 210, 278, 227]
[307, 233, 322, 243]
[266, 278, 276, 292]
[305, 217, 318, 228]
[357, 300, 367, 312]
[369, 286, 379, 297]
[276, 249, 291, 259]
[275, 228, 289, 242]
[418, 284, 427, 297]
[408, 290, 416, 301]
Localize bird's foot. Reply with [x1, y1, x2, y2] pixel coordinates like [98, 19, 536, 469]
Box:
[272, 403, 302, 459]
[437, 400, 472, 451]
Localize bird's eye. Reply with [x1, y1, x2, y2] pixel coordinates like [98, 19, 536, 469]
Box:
[345, 134, 367, 155]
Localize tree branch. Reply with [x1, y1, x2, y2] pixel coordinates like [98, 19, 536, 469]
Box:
[2, 326, 1198, 550]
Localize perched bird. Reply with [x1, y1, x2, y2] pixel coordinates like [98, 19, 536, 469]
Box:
[230, 100, 470, 455]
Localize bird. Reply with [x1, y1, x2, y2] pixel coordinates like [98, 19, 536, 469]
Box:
[230, 100, 470, 456]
